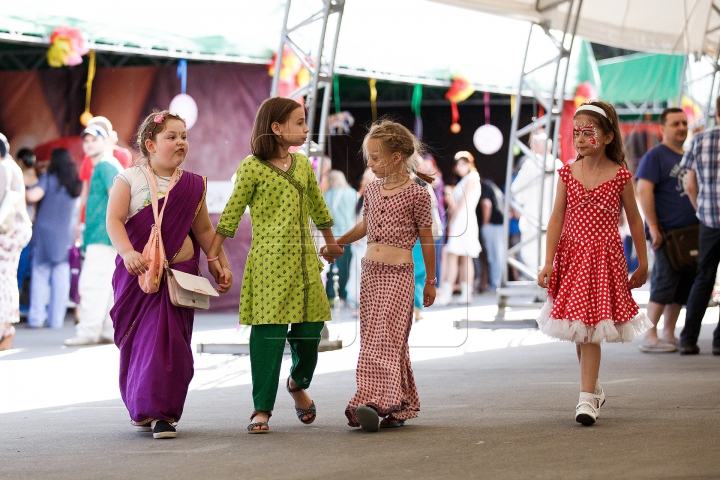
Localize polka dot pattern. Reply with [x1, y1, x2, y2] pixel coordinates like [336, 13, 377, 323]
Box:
[542, 165, 643, 342]
[364, 180, 433, 250]
[345, 259, 420, 426]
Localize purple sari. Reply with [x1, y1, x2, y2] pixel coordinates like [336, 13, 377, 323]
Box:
[110, 171, 206, 426]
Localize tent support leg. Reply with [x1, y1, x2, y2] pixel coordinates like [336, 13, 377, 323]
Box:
[494, 0, 582, 323]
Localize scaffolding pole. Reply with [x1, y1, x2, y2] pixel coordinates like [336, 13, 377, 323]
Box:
[495, 0, 583, 321]
[270, 0, 345, 162]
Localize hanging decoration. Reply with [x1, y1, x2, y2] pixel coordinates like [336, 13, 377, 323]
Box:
[368, 78, 378, 122]
[326, 75, 354, 135]
[411, 84, 423, 140]
[79, 51, 96, 126]
[445, 75, 474, 133]
[268, 45, 311, 101]
[333, 75, 342, 114]
[169, 59, 198, 129]
[47, 26, 89, 68]
[473, 92, 503, 155]
[327, 111, 355, 135]
[681, 95, 703, 125]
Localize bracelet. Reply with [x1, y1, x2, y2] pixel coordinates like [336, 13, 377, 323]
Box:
[221, 265, 231, 272]
[206, 256, 219, 262]
[425, 277, 438, 285]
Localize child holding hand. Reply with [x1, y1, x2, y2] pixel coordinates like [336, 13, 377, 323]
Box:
[324, 120, 436, 432]
[206, 98, 343, 434]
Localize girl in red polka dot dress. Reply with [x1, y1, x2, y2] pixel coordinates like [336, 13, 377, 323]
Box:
[323, 120, 436, 432]
[537, 102, 651, 426]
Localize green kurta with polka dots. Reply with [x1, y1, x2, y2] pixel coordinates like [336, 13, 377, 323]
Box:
[217, 153, 334, 325]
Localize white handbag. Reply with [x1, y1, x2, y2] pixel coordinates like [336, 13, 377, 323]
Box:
[165, 263, 219, 310]
[0, 162, 24, 234]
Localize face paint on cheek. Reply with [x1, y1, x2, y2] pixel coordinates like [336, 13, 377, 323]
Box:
[573, 123, 599, 148]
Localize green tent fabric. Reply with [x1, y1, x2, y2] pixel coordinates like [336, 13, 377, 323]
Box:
[597, 53, 684, 104]
[567, 39, 603, 97]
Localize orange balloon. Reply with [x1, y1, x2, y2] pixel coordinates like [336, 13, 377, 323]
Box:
[80, 111, 94, 126]
[450, 123, 461, 134]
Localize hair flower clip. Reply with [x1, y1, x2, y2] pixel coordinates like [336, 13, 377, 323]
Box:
[154, 114, 165, 124]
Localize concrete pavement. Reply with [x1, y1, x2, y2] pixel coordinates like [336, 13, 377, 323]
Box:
[1, 293, 719, 479]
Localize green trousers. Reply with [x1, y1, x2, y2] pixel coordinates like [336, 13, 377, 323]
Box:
[250, 322, 324, 412]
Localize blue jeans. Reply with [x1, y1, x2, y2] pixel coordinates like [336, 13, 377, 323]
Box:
[679, 224, 720, 348]
[481, 224, 504, 291]
[28, 261, 70, 329]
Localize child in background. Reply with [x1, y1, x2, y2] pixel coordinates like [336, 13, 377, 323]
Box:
[324, 120, 436, 432]
[537, 101, 650, 426]
[206, 97, 343, 434]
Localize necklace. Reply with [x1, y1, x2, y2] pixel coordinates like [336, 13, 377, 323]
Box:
[382, 176, 410, 191]
[581, 160, 604, 197]
[275, 152, 291, 168]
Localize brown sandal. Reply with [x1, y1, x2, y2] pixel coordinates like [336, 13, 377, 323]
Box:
[247, 410, 271, 434]
[286, 377, 316, 425]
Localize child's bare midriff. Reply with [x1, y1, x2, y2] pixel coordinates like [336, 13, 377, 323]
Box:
[364, 242, 413, 264]
[171, 235, 194, 264]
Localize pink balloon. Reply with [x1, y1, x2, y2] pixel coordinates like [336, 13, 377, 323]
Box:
[169, 94, 198, 130]
[473, 124, 503, 155]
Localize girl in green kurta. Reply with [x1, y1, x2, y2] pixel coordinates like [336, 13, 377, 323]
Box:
[208, 98, 344, 434]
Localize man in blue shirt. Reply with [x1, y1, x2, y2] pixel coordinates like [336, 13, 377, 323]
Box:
[636, 108, 698, 353]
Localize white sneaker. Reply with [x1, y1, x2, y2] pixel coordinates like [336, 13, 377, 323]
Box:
[575, 400, 598, 426]
[63, 335, 99, 347]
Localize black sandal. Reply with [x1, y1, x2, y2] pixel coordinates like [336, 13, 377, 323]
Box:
[286, 377, 316, 425]
[247, 410, 271, 434]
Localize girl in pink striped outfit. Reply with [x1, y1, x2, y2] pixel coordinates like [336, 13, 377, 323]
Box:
[322, 120, 436, 432]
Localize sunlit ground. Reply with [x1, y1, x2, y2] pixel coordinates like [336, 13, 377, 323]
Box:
[1, 289, 716, 416]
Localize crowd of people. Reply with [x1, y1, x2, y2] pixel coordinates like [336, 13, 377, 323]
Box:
[0, 96, 719, 436]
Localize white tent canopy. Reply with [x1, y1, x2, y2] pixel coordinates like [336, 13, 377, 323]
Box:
[431, 0, 720, 56]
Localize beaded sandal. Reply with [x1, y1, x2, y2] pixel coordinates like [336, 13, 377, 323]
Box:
[286, 377, 316, 425]
[247, 410, 271, 434]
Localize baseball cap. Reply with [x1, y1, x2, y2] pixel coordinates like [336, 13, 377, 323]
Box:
[82, 125, 109, 139]
[454, 150, 474, 162]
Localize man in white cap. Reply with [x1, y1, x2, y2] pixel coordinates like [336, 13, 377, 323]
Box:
[65, 125, 122, 346]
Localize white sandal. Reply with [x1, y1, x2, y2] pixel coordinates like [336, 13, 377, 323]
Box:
[575, 400, 598, 426]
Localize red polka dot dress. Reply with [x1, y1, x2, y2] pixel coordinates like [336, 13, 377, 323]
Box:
[537, 165, 650, 344]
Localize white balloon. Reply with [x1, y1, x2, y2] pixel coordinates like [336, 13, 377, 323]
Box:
[169, 93, 198, 130]
[473, 124, 503, 155]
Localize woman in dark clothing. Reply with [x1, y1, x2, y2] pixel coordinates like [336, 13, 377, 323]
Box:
[26, 148, 81, 328]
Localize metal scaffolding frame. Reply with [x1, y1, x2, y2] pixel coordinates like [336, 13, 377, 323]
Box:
[496, 0, 583, 320]
[270, 0, 345, 160]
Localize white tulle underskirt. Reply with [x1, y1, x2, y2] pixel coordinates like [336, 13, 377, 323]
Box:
[537, 298, 652, 344]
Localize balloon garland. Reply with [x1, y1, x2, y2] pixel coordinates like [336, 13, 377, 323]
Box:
[46, 26, 88, 68]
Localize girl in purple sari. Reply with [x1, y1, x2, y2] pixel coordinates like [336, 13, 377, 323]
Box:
[107, 111, 232, 439]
